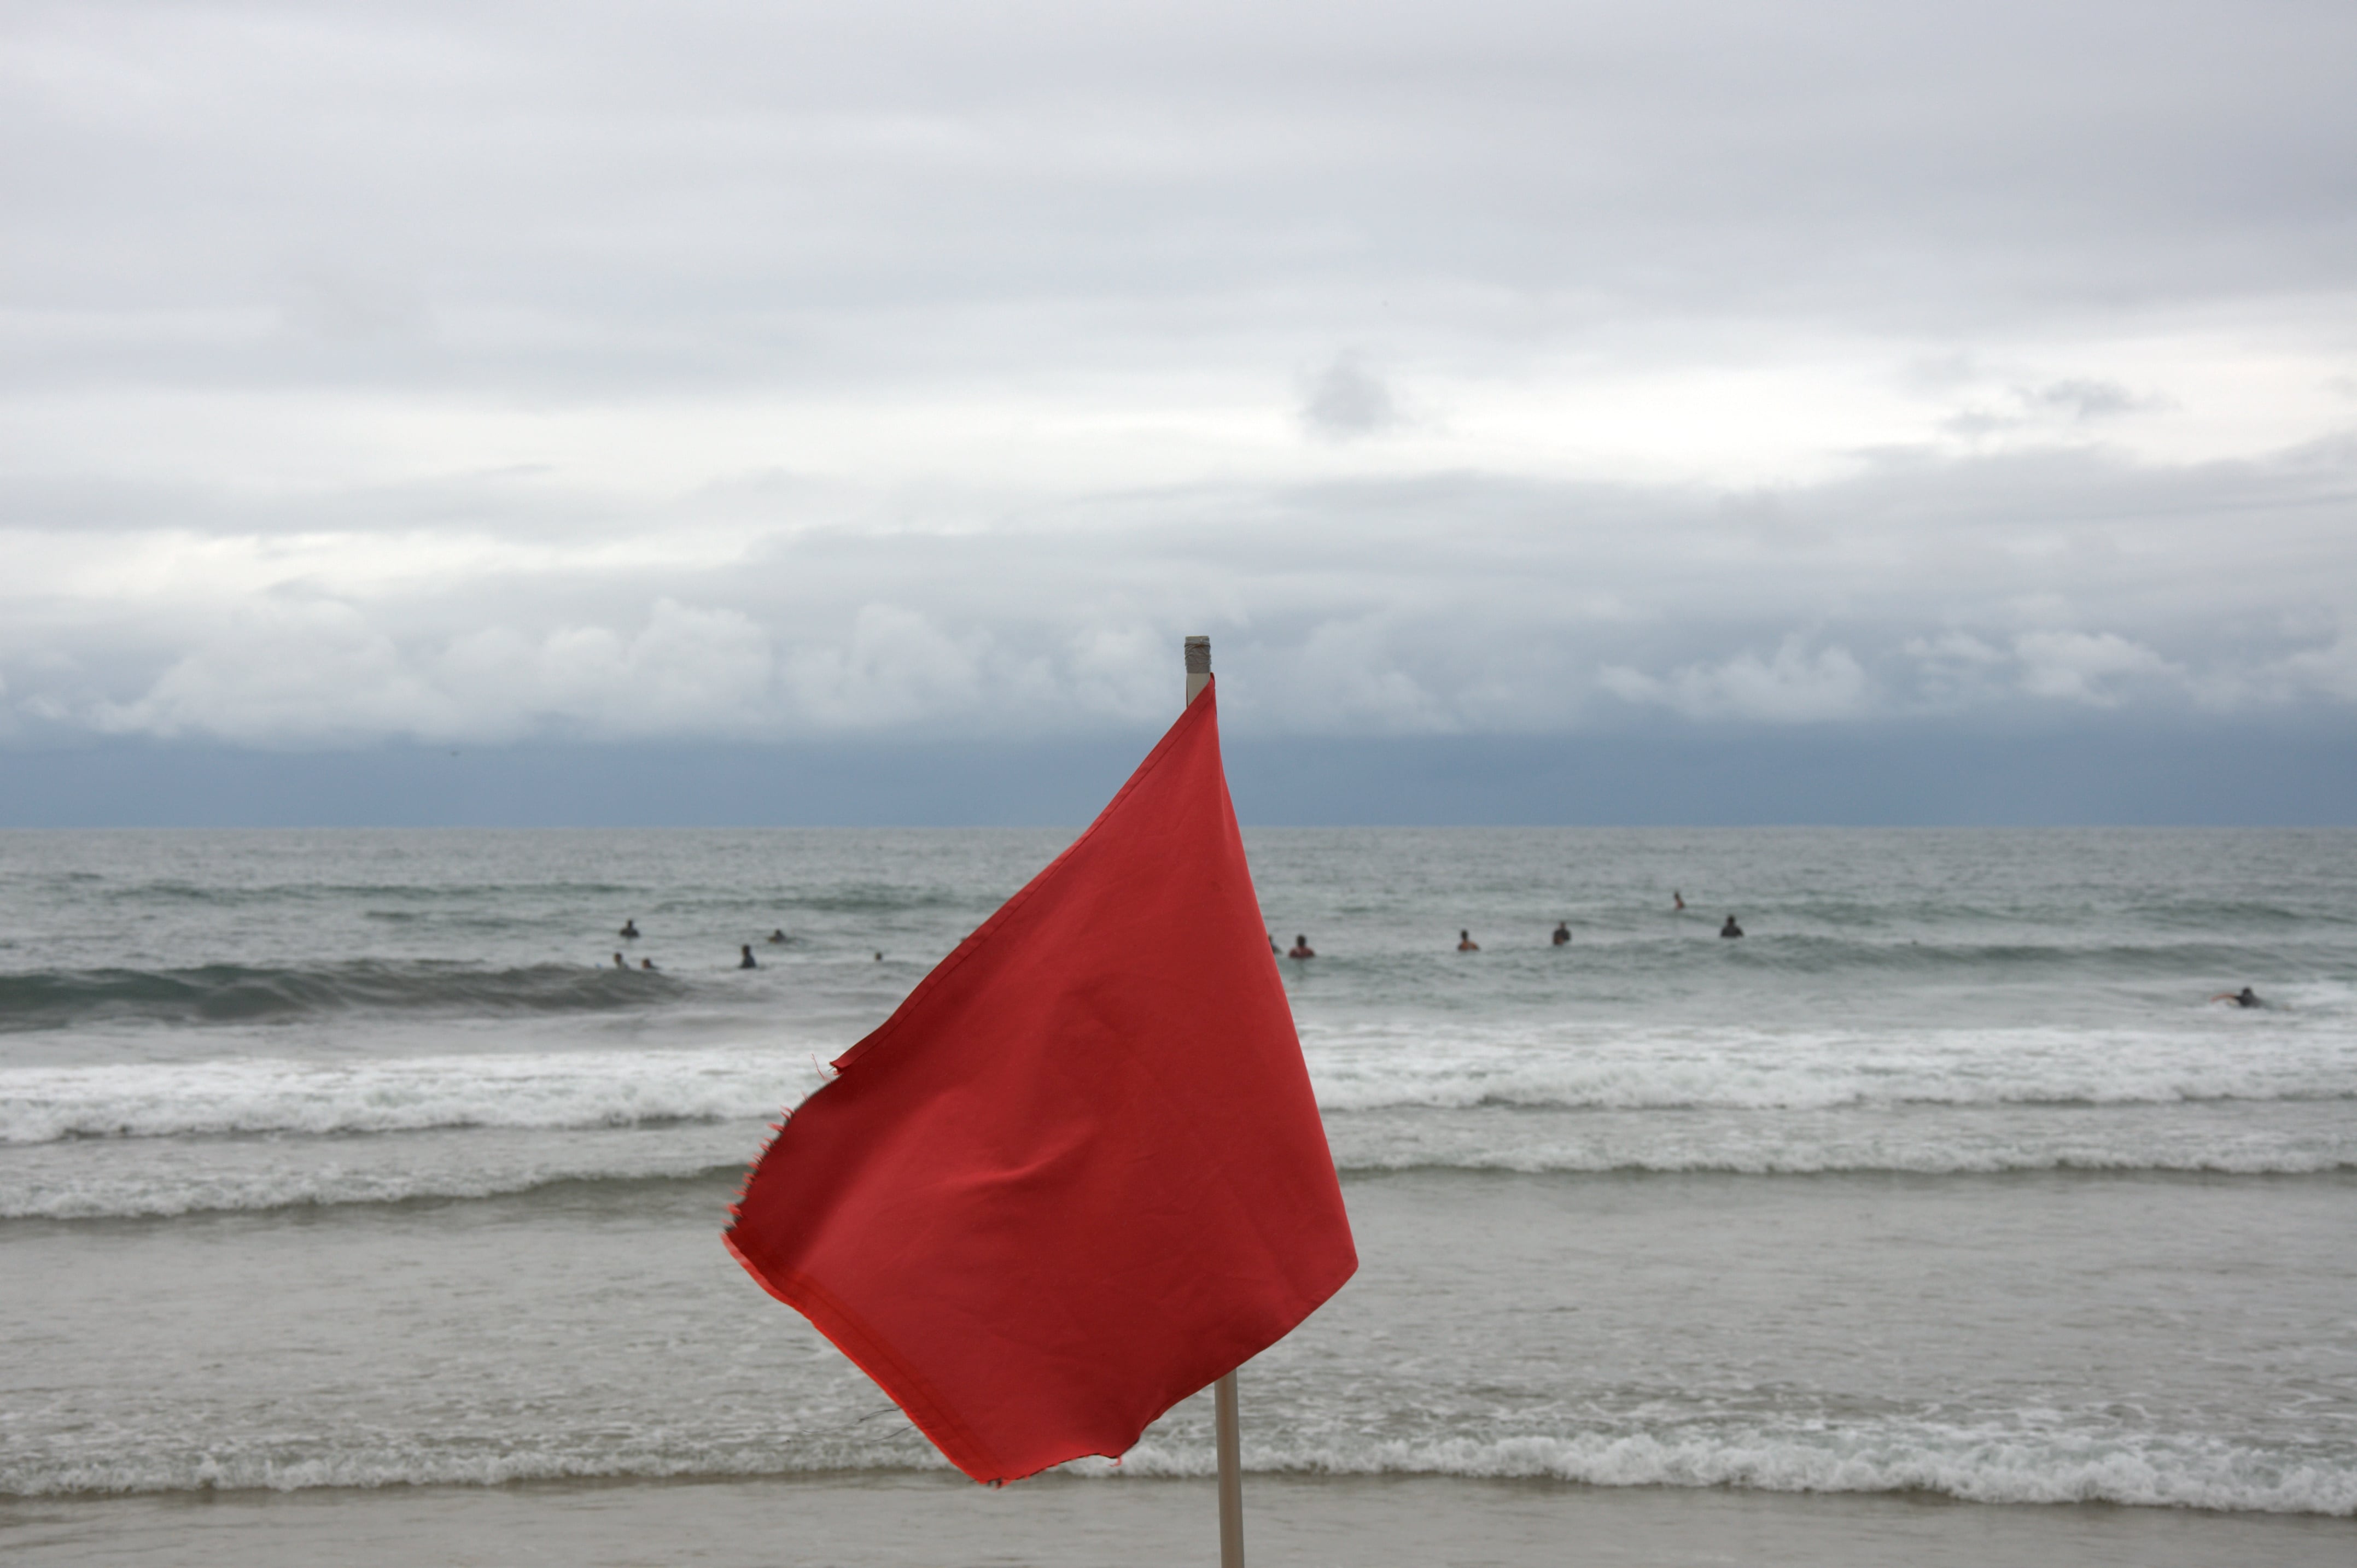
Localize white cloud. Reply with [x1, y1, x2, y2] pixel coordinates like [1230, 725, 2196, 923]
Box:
[92, 600, 441, 743]
[1599, 637, 1869, 724]
[2012, 630, 2181, 706]
[89, 599, 778, 745]
[2267, 634, 2357, 703]
[780, 605, 984, 730]
[437, 600, 777, 738]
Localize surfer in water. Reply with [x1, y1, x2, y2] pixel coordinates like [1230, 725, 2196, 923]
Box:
[640, 958, 657, 971]
[1673, 891, 1685, 911]
[1458, 929, 1480, 951]
[611, 952, 628, 969]
[766, 928, 788, 944]
[620, 918, 640, 940]
[1552, 921, 1571, 946]
[1288, 935, 1316, 959]
[1720, 915, 1743, 938]
[2212, 986, 2264, 1008]
[739, 944, 757, 969]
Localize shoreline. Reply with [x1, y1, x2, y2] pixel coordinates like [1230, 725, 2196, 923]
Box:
[6, 1472, 2350, 1567]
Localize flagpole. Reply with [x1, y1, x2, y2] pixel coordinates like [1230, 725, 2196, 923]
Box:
[1214, 1367, 1245, 1568]
[1183, 633, 1245, 1568]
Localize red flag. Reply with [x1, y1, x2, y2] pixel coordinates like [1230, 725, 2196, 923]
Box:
[724, 678, 1356, 1483]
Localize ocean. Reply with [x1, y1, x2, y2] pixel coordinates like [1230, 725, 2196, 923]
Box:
[2, 826, 2353, 1554]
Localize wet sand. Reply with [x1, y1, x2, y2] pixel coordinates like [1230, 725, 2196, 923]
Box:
[5, 1472, 2348, 1567]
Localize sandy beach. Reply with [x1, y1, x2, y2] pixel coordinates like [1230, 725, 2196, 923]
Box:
[8, 1472, 2354, 1567]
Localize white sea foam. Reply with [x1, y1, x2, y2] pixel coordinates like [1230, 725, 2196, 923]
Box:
[0, 1128, 756, 1219]
[7, 1025, 2356, 1218]
[1097, 1425, 2357, 1515]
[7, 1018, 2353, 1150]
[7, 1108, 2348, 1220]
[9, 1425, 2349, 1517]
[1298, 1019, 2357, 1111]
[0, 1046, 828, 1144]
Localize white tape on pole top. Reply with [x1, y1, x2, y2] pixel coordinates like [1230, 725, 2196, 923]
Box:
[1186, 634, 1211, 707]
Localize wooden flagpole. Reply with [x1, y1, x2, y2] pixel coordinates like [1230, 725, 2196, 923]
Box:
[1183, 633, 1244, 1568]
[1214, 1368, 1245, 1568]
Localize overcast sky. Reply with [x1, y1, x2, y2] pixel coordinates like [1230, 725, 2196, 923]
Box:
[4, 0, 2355, 812]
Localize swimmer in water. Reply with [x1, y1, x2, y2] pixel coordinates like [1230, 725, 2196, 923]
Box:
[739, 945, 757, 969]
[1457, 929, 1480, 951]
[766, 929, 787, 944]
[874, 951, 884, 961]
[2211, 986, 2263, 1008]
[640, 958, 657, 971]
[1720, 915, 1743, 938]
[612, 952, 627, 969]
[620, 919, 640, 940]
[1551, 921, 1571, 946]
[1673, 891, 1685, 911]
[1287, 935, 1316, 960]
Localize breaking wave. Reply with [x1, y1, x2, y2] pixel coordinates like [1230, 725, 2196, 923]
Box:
[0, 962, 684, 1032]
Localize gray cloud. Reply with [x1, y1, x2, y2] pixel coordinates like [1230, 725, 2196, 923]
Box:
[1300, 353, 1402, 440]
[2, 0, 2354, 762]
